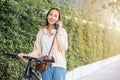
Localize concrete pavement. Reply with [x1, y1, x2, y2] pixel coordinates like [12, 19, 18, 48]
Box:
[79, 60, 120, 80]
[66, 54, 120, 80]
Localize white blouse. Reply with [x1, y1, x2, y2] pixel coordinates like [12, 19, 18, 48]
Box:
[41, 28, 56, 56]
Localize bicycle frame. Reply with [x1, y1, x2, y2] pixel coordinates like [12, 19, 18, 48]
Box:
[18, 66, 41, 80]
[19, 57, 41, 80]
[3, 53, 55, 80]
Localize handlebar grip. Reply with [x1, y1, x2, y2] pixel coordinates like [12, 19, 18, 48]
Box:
[23, 56, 37, 60]
[23, 56, 31, 59]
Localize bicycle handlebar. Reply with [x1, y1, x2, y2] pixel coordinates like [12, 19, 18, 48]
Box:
[4, 53, 20, 59]
[3, 53, 55, 63]
[23, 56, 55, 63]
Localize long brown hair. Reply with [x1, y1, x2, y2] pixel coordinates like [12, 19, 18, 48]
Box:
[45, 8, 62, 26]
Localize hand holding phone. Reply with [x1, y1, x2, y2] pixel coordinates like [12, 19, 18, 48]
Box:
[55, 21, 62, 30]
[55, 23, 59, 30]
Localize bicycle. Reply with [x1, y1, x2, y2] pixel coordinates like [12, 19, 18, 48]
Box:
[3, 53, 55, 80]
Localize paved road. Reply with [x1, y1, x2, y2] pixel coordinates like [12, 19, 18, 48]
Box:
[79, 60, 120, 80]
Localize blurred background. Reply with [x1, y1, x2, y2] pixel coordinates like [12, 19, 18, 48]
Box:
[0, 0, 120, 79]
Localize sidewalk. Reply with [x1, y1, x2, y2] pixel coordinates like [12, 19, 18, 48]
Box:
[79, 59, 120, 80]
[66, 54, 120, 80]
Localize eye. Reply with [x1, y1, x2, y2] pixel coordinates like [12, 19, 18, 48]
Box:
[49, 13, 52, 16]
[54, 14, 58, 17]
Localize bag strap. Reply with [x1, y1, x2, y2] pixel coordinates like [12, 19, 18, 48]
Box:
[48, 32, 57, 56]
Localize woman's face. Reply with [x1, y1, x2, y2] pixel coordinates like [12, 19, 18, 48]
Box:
[47, 9, 59, 25]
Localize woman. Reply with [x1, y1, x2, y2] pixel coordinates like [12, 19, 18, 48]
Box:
[18, 8, 68, 80]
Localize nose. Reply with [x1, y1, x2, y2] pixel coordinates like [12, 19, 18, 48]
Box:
[50, 15, 55, 19]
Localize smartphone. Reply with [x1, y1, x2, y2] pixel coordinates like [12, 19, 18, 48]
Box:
[55, 23, 59, 30]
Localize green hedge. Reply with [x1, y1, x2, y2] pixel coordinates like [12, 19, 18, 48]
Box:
[0, 0, 57, 79]
[1, 0, 120, 79]
[65, 16, 120, 69]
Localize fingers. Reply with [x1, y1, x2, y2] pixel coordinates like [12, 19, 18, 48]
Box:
[18, 53, 25, 59]
[57, 20, 62, 27]
[56, 21, 62, 31]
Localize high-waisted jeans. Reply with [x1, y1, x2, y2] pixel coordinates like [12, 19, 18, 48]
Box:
[41, 64, 66, 80]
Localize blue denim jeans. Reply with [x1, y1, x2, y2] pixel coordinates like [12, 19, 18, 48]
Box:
[41, 64, 66, 80]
